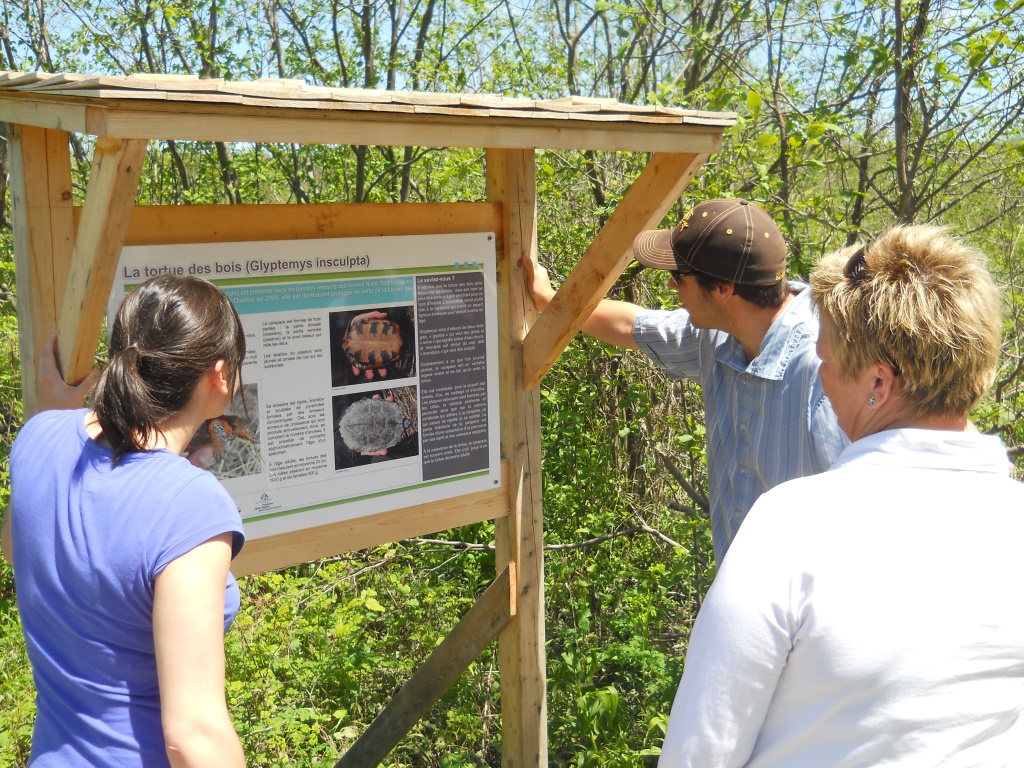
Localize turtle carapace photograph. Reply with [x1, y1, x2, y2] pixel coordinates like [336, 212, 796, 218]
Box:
[329, 306, 416, 388]
[332, 386, 419, 469]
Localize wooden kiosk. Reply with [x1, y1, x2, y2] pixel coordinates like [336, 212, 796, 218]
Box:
[0, 72, 734, 766]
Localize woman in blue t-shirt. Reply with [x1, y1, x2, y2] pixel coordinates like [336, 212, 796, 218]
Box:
[3, 275, 248, 767]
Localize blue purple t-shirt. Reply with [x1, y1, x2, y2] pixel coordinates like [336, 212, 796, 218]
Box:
[10, 409, 244, 767]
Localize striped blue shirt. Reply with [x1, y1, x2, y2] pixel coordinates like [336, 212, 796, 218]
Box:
[634, 283, 847, 563]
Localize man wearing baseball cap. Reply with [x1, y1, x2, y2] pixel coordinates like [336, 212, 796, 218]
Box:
[523, 198, 846, 563]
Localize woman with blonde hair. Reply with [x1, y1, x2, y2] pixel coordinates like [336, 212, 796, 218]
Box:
[2, 275, 247, 767]
[659, 225, 1024, 766]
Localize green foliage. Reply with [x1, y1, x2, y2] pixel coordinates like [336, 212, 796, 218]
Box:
[0, 254, 30, 765]
[1, 0, 1024, 765]
[0, 596, 33, 764]
[533, 158, 716, 764]
[226, 549, 505, 766]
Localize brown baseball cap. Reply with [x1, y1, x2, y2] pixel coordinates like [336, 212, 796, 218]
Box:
[632, 198, 787, 285]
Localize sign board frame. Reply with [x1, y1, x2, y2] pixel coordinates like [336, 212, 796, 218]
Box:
[110, 234, 503, 547]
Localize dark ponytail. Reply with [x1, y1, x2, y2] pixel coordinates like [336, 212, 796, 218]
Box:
[92, 275, 246, 464]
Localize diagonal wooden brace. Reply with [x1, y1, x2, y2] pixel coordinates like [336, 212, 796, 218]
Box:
[335, 564, 517, 768]
[57, 137, 148, 384]
[521, 152, 707, 391]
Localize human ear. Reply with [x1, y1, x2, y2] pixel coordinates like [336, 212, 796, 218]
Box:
[208, 359, 232, 397]
[867, 361, 898, 407]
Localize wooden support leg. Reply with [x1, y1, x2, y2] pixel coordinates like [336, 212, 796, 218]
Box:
[487, 148, 547, 767]
[57, 137, 147, 385]
[8, 125, 75, 417]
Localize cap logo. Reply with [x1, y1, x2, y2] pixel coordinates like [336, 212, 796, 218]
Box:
[776, 270, 785, 280]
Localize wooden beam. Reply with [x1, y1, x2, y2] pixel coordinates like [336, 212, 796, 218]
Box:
[7, 125, 74, 416]
[46, 130, 76, 310]
[84, 201, 503, 246]
[83, 104, 724, 154]
[231, 462, 511, 577]
[521, 152, 707, 390]
[56, 137, 147, 384]
[0, 100, 88, 133]
[334, 564, 516, 768]
[488, 148, 547, 767]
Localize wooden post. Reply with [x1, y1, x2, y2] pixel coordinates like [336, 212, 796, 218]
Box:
[487, 148, 547, 767]
[57, 137, 147, 385]
[7, 125, 74, 416]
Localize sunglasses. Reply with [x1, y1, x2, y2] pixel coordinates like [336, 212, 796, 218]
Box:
[841, 242, 901, 376]
[843, 244, 869, 282]
[669, 268, 693, 284]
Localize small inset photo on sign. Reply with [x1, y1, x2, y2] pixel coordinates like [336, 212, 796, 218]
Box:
[332, 386, 419, 469]
[186, 382, 262, 479]
[329, 306, 416, 387]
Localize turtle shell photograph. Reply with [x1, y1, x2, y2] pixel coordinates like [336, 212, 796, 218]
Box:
[185, 382, 262, 479]
[329, 306, 416, 387]
[332, 386, 419, 469]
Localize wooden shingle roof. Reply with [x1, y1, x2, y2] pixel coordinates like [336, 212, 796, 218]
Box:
[0, 71, 736, 153]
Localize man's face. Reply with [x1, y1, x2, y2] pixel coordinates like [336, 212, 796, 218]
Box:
[670, 272, 728, 331]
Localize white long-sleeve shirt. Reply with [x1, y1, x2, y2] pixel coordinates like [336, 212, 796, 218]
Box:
[660, 429, 1024, 767]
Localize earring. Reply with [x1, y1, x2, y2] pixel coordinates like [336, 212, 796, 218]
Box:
[868, 396, 876, 406]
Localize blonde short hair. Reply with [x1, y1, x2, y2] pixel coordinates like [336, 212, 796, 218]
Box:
[810, 225, 1002, 418]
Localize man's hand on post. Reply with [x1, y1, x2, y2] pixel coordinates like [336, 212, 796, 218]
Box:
[520, 250, 557, 311]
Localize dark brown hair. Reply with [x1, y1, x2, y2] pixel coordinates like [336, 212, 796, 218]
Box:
[92, 275, 246, 463]
[693, 270, 790, 308]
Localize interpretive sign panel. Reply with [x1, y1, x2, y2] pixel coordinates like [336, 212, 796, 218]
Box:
[110, 233, 501, 541]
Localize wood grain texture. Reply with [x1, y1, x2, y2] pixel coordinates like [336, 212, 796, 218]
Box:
[7, 125, 73, 416]
[88, 201, 503, 245]
[45, 129, 75, 312]
[522, 152, 708, 390]
[0, 71, 735, 153]
[488, 148, 548, 768]
[231, 463, 510, 577]
[0, 71, 737, 121]
[56, 137, 147, 384]
[77, 104, 725, 153]
[0, 99, 88, 133]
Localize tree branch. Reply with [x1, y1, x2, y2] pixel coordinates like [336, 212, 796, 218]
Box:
[656, 447, 710, 515]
